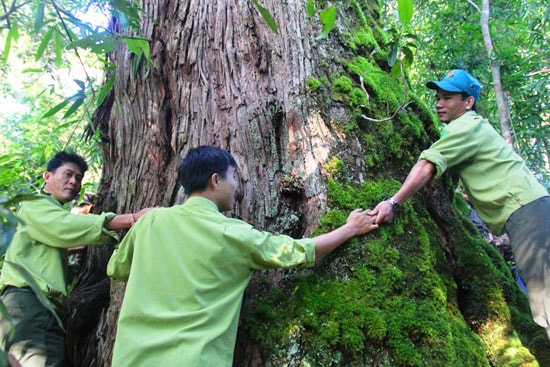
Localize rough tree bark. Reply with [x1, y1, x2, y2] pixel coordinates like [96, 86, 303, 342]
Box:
[66, 1, 549, 366]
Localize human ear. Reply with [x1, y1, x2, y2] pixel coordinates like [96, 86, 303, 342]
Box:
[466, 96, 475, 110]
[210, 173, 219, 188]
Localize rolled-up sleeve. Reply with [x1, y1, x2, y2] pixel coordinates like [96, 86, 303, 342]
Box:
[419, 117, 480, 179]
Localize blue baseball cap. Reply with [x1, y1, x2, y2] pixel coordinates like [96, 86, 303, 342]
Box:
[426, 69, 481, 102]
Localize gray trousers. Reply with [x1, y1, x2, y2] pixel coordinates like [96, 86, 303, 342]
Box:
[506, 196, 550, 339]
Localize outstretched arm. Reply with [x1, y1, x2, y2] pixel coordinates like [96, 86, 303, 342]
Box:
[105, 207, 155, 230]
[368, 159, 435, 224]
[313, 208, 378, 258]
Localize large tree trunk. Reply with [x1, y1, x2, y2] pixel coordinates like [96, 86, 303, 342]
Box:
[66, 1, 549, 366]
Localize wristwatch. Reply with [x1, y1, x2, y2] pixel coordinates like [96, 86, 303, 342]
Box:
[387, 197, 401, 212]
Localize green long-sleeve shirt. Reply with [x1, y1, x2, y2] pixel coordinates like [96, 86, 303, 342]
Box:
[0, 194, 118, 311]
[419, 111, 548, 234]
[108, 196, 315, 367]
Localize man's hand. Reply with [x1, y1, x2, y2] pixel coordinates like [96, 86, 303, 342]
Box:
[134, 207, 156, 221]
[105, 207, 158, 230]
[366, 160, 435, 225]
[345, 208, 379, 235]
[367, 201, 395, 224]
[314, 208, 378, 258]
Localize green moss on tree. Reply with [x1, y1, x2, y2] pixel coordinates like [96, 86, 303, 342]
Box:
[245, 174, 547, 365]
[242, 0, 550, 365]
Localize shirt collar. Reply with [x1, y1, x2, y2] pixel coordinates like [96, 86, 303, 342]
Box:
[185, 196, 220, 212]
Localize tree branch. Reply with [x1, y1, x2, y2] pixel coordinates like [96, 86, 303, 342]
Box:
[359, 61, 410, 123]
[465, 0, 481, 13]
[0, 0, 31, 29]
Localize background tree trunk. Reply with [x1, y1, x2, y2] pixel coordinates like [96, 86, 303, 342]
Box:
[66, 1, 549, 366]
[480, 0, 514, 147]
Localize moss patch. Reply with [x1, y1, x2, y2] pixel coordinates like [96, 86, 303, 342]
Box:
[245, 172, 548, 365]
[245, 0, 550, 365]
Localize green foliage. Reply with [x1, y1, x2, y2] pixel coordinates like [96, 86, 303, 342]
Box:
[252, 0, 279, 33]
[409, 0, 549, 188]
[125, 38, 151, 76]
[381, 0, 417, 73]
[306, 77, 322, 92]
[0, 1, 146, 200]
[304, 1, 338, 39]
[0, 194, 36, 256]
[0, 201, 17, 256]
[0, 0, 149, 135]
[397, 0, 413, 27]
[318, 6, 337, 39]
[255, 0, 338, 38]
[3, 23, 19, 64]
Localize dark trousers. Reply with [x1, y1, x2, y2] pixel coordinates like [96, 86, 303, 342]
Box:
[0, 288, 65, 367]
[506, 196, 550, 339]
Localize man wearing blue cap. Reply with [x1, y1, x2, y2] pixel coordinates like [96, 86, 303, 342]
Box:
[368, 69, 550, 338]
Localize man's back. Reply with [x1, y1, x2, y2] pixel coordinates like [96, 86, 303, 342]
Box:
[108, 196, 315, 367]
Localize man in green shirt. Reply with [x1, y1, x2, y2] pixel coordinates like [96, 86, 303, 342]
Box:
[107, 145, 379, 367]
[0, 151, 152, 367]
[368, 69, 550, 338]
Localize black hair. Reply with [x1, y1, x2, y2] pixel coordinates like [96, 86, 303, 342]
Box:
[460, 92, 477, 112]
[178, 146, 237, 195]
[46, 151, 89, 173]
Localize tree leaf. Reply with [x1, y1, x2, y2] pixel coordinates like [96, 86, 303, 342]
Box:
[306, 1, 316, 17]
[0, 207, 17, 255]
[34, 1, 45, 33]
[110, 0, 142, 30]
[41, 99, 71, 118]
[35, 27, 54, 62]
[3, 24, 20, 64]
[3, 34, 12, 65]
[54, 30, 63, 67]
[67, 32, 117, 54]
[317, 6, 337, 39]
[390, 62, 402, 78]
[252, 0, 279, 33]
[63, 97, 85, 119]
[398, 0, 414, 27]
[402, 46, 414, 69]
[22, 68, 43, 73]
[74, 79, 86, 91]
[96, 76, 115, 106]
[125, 38, 152, 74]
[124, 38, 144, 56]
[388, 43, 398, 67]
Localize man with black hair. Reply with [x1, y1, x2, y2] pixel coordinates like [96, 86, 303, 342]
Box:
[107, 145, 379, 366]
[368, 69, 550, 338]
[0, 151, 152, 367]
